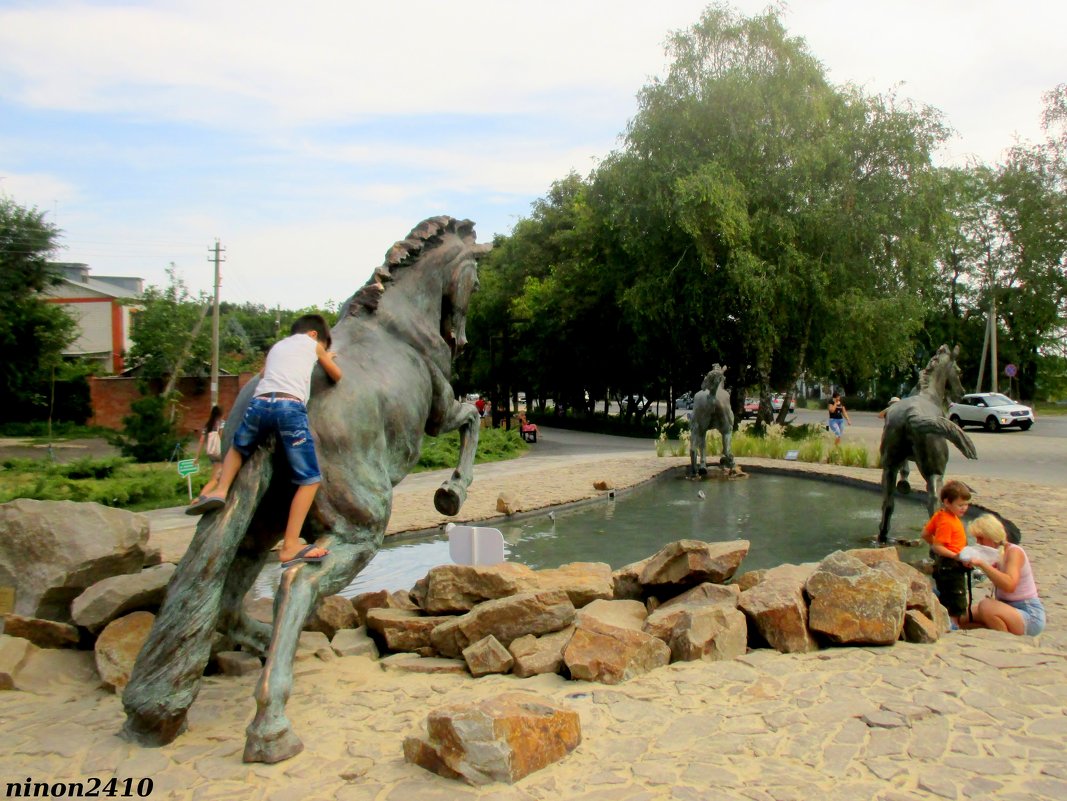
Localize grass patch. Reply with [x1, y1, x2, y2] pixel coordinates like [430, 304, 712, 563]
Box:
[655, 420, 872, 468]
[413, 426, 528, 472]
[1, 427, 530, 510]
[0, 456, 213, 511]
[0, 422, 114, 442]
[1033, 401, 1067, 417]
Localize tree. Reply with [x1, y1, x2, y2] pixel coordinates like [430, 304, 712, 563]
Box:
[0, 197, 77, 422]
[615, 4, 947, 418]
[125, 264, 212, 380]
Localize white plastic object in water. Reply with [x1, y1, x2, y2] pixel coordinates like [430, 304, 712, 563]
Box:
[448, 525, 506, 566]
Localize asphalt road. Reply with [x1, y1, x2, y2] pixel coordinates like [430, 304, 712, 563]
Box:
[788, 407, 1067, 488]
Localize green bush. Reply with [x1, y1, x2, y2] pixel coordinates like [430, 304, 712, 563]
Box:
[114, 394, 187, 463]
[415, 426, 528, 472]
[0, 457, 208, 511]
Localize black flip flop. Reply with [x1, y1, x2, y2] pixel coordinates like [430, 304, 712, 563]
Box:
[185, 495, 226, 516]
[280, 544, 329, 568]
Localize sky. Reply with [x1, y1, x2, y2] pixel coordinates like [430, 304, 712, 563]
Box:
[1, 1, 1064, 309]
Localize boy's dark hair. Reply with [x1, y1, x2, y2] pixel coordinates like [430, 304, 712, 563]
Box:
[940, 479, 972, 503]
[291, 314, 332, 349]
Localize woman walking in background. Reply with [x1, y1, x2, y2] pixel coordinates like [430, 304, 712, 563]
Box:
[194, 405, 225, 500]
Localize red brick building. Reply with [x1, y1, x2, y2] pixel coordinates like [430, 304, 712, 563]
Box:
[89, 373, 256, 435]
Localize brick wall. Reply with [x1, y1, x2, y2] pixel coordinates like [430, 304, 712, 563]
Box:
[89, 373, 256, 435]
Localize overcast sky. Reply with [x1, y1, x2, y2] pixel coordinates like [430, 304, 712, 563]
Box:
[1, 1, 1063, 308]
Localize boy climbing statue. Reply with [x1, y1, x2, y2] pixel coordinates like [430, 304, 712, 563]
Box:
[186, 313, 342, 567]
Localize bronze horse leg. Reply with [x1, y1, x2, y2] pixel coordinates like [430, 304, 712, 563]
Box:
[122, 449, 275, 745]
[242, 534, 381, 763]
[433, 397, 481, 516]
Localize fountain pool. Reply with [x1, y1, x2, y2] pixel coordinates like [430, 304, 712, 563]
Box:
[254, 469, 935, 598]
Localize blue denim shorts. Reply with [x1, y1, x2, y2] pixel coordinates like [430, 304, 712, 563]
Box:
[828, 418, 845, 437]
[232, 396, 322, 485]
[1005, 596, 1046, 636]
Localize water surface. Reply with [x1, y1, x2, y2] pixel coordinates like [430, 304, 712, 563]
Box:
[256, 471, 931, 597]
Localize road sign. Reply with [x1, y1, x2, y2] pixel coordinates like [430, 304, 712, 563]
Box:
[1004, 363, 1018, 377]
[177, 459, 199, 477]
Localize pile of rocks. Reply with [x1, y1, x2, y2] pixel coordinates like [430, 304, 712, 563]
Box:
[351, 537, 948, 683]
[0, 498, 950, 695]
[0, 499, 175, 691]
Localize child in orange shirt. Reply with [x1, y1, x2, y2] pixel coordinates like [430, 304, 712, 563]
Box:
[922, 479, 972, 625]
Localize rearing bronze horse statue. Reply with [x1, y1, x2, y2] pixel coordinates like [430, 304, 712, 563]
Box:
[121, 217, 490, 763]
[878, 344, 977, 543]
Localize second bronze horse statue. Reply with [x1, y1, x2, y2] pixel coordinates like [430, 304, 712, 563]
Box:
[878, 344, 977, 543]
[121, 217, 491, 763]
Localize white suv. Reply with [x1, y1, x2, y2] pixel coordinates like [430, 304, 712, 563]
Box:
[948, 393, 1035, 432]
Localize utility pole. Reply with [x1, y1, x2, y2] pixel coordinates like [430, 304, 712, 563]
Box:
[209, 239, 226, 407]
[989, 293, 998, 394]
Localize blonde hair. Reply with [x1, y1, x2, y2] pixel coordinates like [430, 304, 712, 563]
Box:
[968, 514, 1008, 562]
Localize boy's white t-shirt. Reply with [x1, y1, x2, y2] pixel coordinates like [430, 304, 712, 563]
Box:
[255, 334, 319, 403]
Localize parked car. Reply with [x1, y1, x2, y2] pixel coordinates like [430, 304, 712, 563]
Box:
[947, 393, 1035, 432]
[742, 398, 759, 419]
[675, 392, 694, 410]
[771, 394, 796, 414]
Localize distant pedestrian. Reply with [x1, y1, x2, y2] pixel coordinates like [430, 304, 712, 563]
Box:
[194, 404, 225, 498]
[827, 391, 850, 445]
[474, 396, 487, 417]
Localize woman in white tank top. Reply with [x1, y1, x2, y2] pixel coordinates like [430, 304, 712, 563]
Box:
[961, 515, 1045, 636]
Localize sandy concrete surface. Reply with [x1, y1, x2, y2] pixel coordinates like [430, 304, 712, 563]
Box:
[3, 449, 1067, 801]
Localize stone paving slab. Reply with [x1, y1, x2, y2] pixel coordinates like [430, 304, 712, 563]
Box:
[3, 455, 1066, 800]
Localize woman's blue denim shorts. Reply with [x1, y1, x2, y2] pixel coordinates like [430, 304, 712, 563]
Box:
[232, 396, 322, 485]
[1006, 596, 1046, 636]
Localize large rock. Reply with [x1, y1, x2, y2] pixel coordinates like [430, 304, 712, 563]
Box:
[431, 590, 575, 658]
[2, 613, 80, 648]
[331, 626, 379, 659]
[0, 634, 38, 690]
[365, 609, 453, 656]
[0, 500, 149, 622]
[575, 599, 647, 631]
[508, 626, 575, 678]
[668, 606, 748, 662]
[351, 588, 414, 627]
[657, 581, 741, 611]
[871, 559, 939, 620]
[639, 539, 749, 590]
[70, 563, 175, 632]
[738, 563, 818, 654]
[305, 594, 360, 639]
[805, 551, 907, 645]
[462, 635, 514, 677]
[902, 609, 940, 644]
[644, 584, 741, 642]
[611, 557, 652, 601]
[404, 692, 581, 785]
[563, 615, 670, 684]
[94, 611, 155, 691]
[412, 563, 534, 612]
[413, 562, 611, 614]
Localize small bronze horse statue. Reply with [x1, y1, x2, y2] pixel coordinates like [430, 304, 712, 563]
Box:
[689, 364, 736, 476]
[121, 217, 490, 763]
[878, 344, 977, 543]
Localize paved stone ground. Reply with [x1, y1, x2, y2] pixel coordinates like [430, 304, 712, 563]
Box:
[2, 453, 1065, 800]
